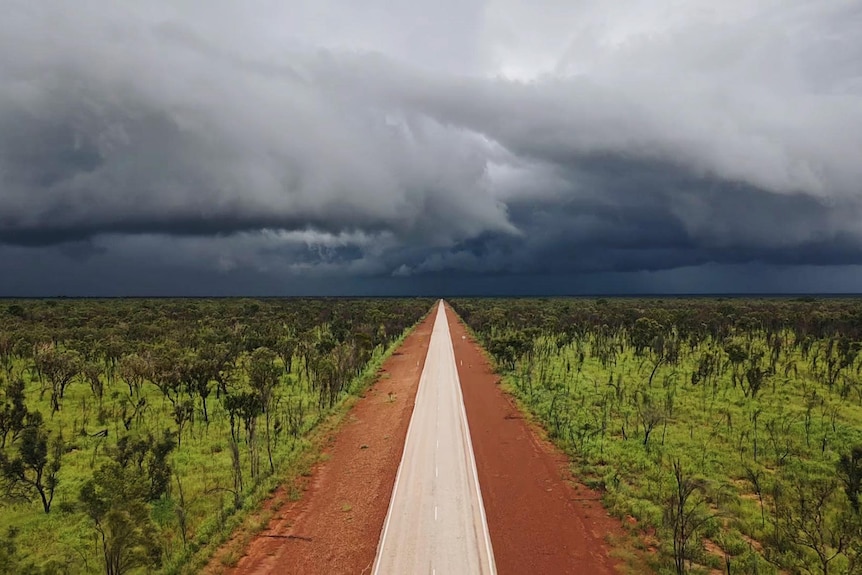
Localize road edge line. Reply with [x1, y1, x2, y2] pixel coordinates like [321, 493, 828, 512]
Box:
[443, 302, 498, 575]
[371, 300, 440, 575]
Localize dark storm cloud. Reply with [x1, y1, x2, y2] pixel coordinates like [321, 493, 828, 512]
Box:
[396, 158, 862, 278]
[0, 0, 861, 294]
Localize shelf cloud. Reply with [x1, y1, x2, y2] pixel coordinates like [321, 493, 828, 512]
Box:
[1, 0, 861, 294]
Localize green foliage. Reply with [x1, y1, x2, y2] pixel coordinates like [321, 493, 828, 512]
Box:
[79, 462, 162, 575]
[34, 345, 82, 414]
[452, 297, 862, 574]
[487, 331, 534, 371]
[0, 526, 54, 575]
[631, 317, 664, 356]
[839, 445, 862, 514]
[111, 430, 176, 501]
[0, 379, 29, 448]
[0, 297, 432, 572]
[0, 412, 62, 513]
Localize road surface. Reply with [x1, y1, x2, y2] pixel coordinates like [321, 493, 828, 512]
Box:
[373, 301, 496, 575]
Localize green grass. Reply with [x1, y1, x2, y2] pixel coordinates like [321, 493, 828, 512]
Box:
[504, 337, 862, 573]
[0, 298, 431, 574]
[451, 298, 862, 575]
[181, 319, 422, 574]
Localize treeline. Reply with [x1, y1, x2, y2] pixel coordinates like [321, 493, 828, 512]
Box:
[0, 298, 432, 574]
[454, 296, 862, 342]
[451, 297, 862, 575]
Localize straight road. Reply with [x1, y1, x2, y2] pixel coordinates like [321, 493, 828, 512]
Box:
[373, 301, 496, 575]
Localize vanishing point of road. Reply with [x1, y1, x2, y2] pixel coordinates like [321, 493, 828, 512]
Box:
[372, 300, 497, 575]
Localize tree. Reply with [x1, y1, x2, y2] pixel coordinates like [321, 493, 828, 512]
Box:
[487, 331, 533, 371]
[631, 317, 663, 356]
[112, 430, 176, 501]
[172, 400, 194, 448]
[248, 347, 281, 473]
[773, 476, 848, 575]
[149, 346, 184, 407]
[723, 338, 749, 390]
[839, 445, 862, 514]
[224, 392, 263, 478]
[185, 351, 215, 424]
[665, 460, 714, 575]
[34, 345, 81, 413]
[82, 361, 105, 405]
[117, 353, 149, 400]
[0, 412, 63, 513]
[275, 333, 297, 374]
[0, 378, 29, 448]
[743, 359, 768, 398]
[636, 392, 665, 448]
[79, 462, 161, 575]
[0, 334, 13, 375]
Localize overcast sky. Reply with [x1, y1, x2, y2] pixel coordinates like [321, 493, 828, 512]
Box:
[2, 0, 862, 296]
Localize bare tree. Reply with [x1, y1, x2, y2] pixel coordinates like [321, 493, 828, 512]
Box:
[773, 477, 848, 575]
[665, 460, 714, 575]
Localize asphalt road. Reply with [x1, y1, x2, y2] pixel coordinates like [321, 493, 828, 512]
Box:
[372, 301, 496, 575]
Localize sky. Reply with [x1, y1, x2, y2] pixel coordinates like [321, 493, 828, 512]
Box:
[1, 0, 862, 296]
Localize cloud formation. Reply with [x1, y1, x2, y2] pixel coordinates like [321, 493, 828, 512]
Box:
[1, 0, 861, 294]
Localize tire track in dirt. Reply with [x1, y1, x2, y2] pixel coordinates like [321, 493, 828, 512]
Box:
[211, 311, 435, 575]
[445, 304, 627, 575]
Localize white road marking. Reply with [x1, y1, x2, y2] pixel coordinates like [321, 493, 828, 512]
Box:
[372, 301, 496, 575]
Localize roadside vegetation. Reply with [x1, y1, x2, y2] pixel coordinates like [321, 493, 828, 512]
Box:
[0, 298, 431, 574]
[451, 297, 862, 575]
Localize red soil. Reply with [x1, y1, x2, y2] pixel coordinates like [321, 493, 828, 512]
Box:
[445, 304, 626, 575]
[215, 305, 631, 575]
[218, 311, 435, 575]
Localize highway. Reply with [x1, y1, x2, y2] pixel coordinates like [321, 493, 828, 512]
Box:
[372, 301, 496, 575]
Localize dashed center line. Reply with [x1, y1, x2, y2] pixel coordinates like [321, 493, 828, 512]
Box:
[372, 301, 496, 575]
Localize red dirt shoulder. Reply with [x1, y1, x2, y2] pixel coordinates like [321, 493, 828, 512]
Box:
[211, 311, 435, 575]
[446, 304, 631, 575]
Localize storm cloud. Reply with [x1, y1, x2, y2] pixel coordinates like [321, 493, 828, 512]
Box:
[1, 0, 861, 295]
